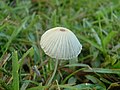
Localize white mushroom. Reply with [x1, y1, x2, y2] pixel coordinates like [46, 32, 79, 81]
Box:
[40, 27, 82, 60]
[40, 27, 82, 85]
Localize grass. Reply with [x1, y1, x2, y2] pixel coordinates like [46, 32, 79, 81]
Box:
[0, 0, 120, 90]
[12, 51, 19, 90]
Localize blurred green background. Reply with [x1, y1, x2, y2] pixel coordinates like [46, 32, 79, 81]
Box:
[0, 0, 120, 90]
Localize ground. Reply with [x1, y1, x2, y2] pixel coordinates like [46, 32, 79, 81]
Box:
[0, 0, 120, 90]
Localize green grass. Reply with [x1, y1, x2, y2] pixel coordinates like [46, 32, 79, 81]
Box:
[0, 0, 120, 90]
[12, 51, 19, 90]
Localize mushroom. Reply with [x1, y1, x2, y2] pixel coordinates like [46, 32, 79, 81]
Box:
[40, 27, 82, 85]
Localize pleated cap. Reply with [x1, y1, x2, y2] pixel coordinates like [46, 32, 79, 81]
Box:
[40, 27, 82, 60]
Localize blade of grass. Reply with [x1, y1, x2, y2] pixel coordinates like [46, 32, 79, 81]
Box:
[103, 31, 117, 48]
[61, 68, 86, 84]
[12, 51, 19, 90]
[19, 47, 34, 68]
[84, 20, 102, 45]
[98, 16, 106, 55]
[78, 35, 103, 52]
[84, 68, 120, 74]
[59, 84, 106, 90]
[47, 59, 59, 85]
[27, 85, 48, 90]
[65, 63, 92, 70]
[91, 28, 101, 45]
[85, 75, 106, 88]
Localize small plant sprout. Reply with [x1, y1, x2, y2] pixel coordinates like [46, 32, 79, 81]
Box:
[40, 27, 82, 85]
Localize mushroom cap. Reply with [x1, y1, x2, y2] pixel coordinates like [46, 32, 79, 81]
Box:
[40, 27, 82, 60]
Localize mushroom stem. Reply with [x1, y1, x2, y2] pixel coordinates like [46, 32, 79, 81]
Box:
[47, 59, 59, 85]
